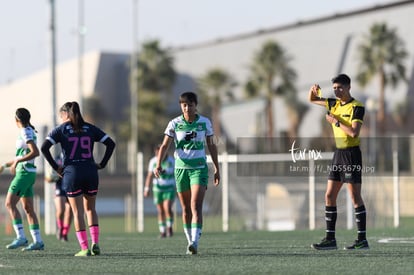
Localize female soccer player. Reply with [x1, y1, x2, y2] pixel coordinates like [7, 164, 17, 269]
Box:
[41, 101, 115, 256]
[3, 108, 44, 251]
[153, 92, 220, 255]
[144, 144, 176, 238]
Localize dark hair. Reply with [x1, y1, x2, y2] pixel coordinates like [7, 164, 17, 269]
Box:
[331, 74, 351, 85]
[15, 108, 36, 132]
[179, 92, 198, 105]
[60, 101, 85, 133]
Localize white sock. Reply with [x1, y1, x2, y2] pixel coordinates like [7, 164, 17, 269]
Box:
[184, 227, 192, 244]
[30, 229, 42, 243]
[13, 223, 26, 239]
[191, 227, 202, 245]
[158, 222, 166, 234]
[166, 218, 173, 228]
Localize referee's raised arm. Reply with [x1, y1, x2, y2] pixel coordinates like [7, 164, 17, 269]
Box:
[308, 84, 325, 106]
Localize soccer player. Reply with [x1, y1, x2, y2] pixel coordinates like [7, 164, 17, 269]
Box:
[153, 92, 220, 255]
[144, 144, 176, 238]
[45, 153, 72, 242]
[41, 101, 115, 256]
[309, 74, 369, 250]
[3, 108, 44, 251]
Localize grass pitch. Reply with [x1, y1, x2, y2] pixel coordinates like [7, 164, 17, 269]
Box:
[0, 219, 413, 274]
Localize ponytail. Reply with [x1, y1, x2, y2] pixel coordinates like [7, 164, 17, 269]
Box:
[60, 101, 85, 133]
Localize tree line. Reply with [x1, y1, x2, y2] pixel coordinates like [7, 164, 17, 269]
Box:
[103, 22, 408, 162]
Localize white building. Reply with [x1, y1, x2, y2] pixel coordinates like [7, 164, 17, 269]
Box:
[171, 0, 414, 140]
[0, 51, 130, 169]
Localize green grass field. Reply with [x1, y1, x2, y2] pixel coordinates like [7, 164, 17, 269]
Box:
[0, 217, 413, 274]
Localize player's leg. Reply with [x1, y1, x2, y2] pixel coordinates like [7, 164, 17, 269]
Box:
[312, 180, 342, 250]
[63, 166, 91, 256]
[54, 196, 65, 240]
[187, 166, 209, 254]
[189, 184, 206, 250]
[81, 165, 101, 255]
[344, 183, 369, 250]
[84, 194, 101, 255]
[20, 194, 44, 251]
[175, 168, 193, 250]
[61, 199, 72, 241]
[68, 195, 90, 256]
[153, 190, 166, 238]
[4, 192, 28, 249]
[177, 190, 192, 243]
[156, 200, 167, 238]
[164, 194, 175, 237]
[55, 180, 66, 240]
[8, 172, 44, 251]
[68, 196, 87, 231]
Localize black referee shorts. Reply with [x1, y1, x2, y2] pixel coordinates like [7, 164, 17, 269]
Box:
[328, 146, 362, 184]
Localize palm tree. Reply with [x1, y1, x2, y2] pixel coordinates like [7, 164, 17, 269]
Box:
[198, 67, 235, 141]
[83, 95, 106, 126]
[248, 40, 297, 142]
[137, 40, 176, 92]
[356, 22, 407, 135]
[283, 90, 308, 139]
[132, 40, 176, 154]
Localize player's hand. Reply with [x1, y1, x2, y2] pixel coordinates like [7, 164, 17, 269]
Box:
[309, 84, 321, 97]
[153, 167, 163, 178]
[213, 171, 220, 186]
[10, 161, 18, 175]
[144, 187, 150, 197]
[56, 166, 64, 178]
[325, 113, 338, 124]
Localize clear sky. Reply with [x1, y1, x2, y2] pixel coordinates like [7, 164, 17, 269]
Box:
[0, 0, 396, 85]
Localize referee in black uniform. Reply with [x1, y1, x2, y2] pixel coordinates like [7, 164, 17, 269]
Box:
[308, 74, 369, 250]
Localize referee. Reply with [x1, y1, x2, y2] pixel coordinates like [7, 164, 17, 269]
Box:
[309, 74, 369, 250]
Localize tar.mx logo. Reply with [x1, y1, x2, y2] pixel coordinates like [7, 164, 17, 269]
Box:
[289, 140, 323, 163]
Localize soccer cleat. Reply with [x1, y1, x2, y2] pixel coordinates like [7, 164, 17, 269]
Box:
[6, 238, 28, 249]
[311, 238, 337, 250]
[91, 243, 101, 256]
[158, 232, 167, 239]
[61, 235, 68, 242]
[167, 227, 173, 237]
[344, 239, 369, 250]
[186, 242, 197, 255]
[21, 242, 44, 251]
[74, 249, 91, 256]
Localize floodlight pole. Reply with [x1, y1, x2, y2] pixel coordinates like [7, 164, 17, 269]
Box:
[77, 0, 85, 109]
[130, 0, 140, 232]
[44, 0, 58, 235]
[49, 1, 57, 127]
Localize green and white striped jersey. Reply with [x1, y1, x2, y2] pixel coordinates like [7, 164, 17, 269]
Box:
[164, 114, 213, 169]
[148, 155, 175, 191]
[15, 127, 37, 173]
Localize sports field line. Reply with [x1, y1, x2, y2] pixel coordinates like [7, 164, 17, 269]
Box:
[377, 237, 414, 244]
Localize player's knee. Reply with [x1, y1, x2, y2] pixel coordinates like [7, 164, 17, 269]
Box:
[325, 193, 336, 205]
